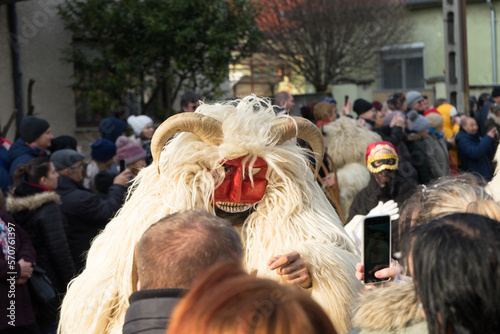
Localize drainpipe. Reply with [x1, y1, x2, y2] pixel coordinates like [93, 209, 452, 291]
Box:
[7, 3, 24, 139]
[487, 0, 497, 84]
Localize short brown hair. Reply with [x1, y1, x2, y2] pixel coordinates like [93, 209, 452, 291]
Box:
[135, 209, 243, 290]
[167, 262, 337, 334]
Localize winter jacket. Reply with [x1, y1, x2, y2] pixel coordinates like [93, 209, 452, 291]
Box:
[475, 99, 491, 137]
[406, 134, 430, 184]
[56, 175, 126, 272]
[424, 130, 450, 180]
[8, 138, 48, 177]
[122, 289, 185, 334]
[0, 211, 37, 329]
[7, 182, 75, 295]
[437, 104, 460, 163]
[455, 129, 495, 181]
[0, 144, 11, 194]
[348, 282, 427, 334]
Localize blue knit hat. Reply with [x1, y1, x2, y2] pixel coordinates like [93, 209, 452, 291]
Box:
[20, 116, 50, 143]
[99, 117, 127, 143]
[91, 139, 117, 162]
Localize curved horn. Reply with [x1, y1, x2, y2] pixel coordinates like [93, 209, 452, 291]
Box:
[270, 117, 325, 179]
[151, 113, 223, 173]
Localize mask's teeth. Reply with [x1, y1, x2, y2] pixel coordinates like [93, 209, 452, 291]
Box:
[216, 202, 251, 213]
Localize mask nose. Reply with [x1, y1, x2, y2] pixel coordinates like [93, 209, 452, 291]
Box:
[228, 165, 243, 202]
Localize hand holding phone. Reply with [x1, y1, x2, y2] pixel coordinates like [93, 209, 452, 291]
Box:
[362, 215, 391, 284]
[119, 159, 126, 172]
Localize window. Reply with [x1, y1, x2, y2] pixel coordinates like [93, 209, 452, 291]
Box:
[379, 43, 424, 90]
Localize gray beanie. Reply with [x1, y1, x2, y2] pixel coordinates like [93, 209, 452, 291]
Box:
[406, 91, 424, 109]
[408, 110, 430, 133]
[20, 116, 50, 143]
[51, 149, 85, 171]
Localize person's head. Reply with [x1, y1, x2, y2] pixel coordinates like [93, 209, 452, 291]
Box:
[51, 149, 85, 183]
[353, 99, 376, 122]
[399, 174, 493, 235]
[90, 139, 117, 164]
[167, 262, 337, 334]
[374, 110, 386, 127]
[491, 86, 500, 104]
[365, 141, 398, 188]
[13, 156, 58, 190]
[135, 209, 243, 290]
[99, 117, 127, 143]
[421, 95, 429, 110]
[478, 93, 490, 108]
[434, 98, 448, 109]
[469, 96, 478, 116]
[489, 102, 500, 117]
[20, 116, 53, 150]
[127, 115, 154, 140]
[404, 213, 500, 334]
[275, 91, 295, 114]
[313, 101, 336, 123]
[49, 135, 78, 154]
[115, 136, 147, 175]
[387, 92, 406, 112]
[408, 110, 430, 136]
[406, 91, 425, 112]
[461, 116, 478, 135]
[425, 113, 444, 132]
[180, 91, 200, 113]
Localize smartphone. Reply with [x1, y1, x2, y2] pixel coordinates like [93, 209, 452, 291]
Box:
[119, 159, 126, 172]
[344, 95, 349, 105]
[362, 215, 391, 284]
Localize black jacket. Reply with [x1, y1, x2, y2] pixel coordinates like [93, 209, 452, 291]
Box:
[7, 183, 75, 295]
[123, 289, 185, 334]
[56, 175, 126, 272]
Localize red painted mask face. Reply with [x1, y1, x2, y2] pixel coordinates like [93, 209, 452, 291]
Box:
[213, 156, 268, 213]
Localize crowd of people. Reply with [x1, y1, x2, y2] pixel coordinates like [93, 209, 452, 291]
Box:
[0, 89, 500, 334]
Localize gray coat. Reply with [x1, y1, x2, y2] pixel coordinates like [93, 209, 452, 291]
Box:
[424, 131, 450, 180]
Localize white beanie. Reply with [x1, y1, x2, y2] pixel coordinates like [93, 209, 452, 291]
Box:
[127, 115, 153, 136]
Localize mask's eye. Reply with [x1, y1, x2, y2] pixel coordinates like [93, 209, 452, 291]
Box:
[224, 165, 232, 173]
[373, 161, 383, 167]
[250, 168, 261, 176]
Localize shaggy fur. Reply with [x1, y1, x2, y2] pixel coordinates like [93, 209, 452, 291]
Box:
[322, 117, 381, 220]
[6, 191, 60, 212]
[59, 96, 361, 334]
[351, 282, 424, 331]
[486, 145, 500, 202]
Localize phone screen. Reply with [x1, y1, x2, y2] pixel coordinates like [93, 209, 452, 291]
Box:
[363, 215, 391, 284]
[119, 159, 126, 172]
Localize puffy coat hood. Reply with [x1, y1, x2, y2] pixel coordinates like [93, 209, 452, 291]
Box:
[7, 191, 61, 213]
[351, 282, 423, 332]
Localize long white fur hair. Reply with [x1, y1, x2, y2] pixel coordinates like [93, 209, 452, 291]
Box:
[486, 144, 500, 202]
[322, 117, 381, 219]
[59, 96, 360, 334]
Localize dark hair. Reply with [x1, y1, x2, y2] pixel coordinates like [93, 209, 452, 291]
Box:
[135, 209, 243, 290]
[386, 92, 406, 111]
[12, 156, 52, 186]
[167, 262, 337, 334]
[478, 93, 490, 108]
[403, 213, 500, 334]
[434, 98, 447, 108]
[180, 91, 199, 108]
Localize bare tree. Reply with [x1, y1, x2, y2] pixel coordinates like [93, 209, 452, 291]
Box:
[257, 0, 409, 92]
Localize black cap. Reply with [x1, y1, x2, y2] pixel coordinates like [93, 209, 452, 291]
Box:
[492, 86, 500, 98]
[353, 99, 373, 115]
[20, 116, 50, 143]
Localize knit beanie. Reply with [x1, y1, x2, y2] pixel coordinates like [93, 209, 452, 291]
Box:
[353, 99, 373, 116]
[20, 116, 50, 143]
[51, 149, 85, 171]
[408, 110, 430, 133]
[91, 139, 117, 162]
[406, 91, 424, 109]
[425, 113, 444, 130]
[492, 86, 500, 98]
[99, 117, 127, 143]
[115, 136, 146, 165]
[127, 115, 153, 136]
[49, 135, 77, 153]
[383, 111, 404, 127]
